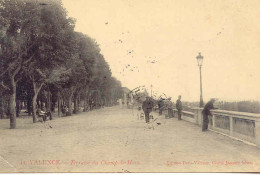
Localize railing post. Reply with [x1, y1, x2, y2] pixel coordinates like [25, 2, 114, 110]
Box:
[255, 120, 260, 148]
[197, 108, 203, 126]
[192, 108, 203, 126]
[193, 109, 198, 124]
[230, 116, 234, 136]
[175, 109, 177, 118]
[212, 114, 216, 128]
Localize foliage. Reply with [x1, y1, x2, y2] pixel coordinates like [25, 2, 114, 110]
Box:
[0, 0, 123, 128]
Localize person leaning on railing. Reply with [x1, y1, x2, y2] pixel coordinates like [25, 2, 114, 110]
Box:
[202, 98, 217, 132]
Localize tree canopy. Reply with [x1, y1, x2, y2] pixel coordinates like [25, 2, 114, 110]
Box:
[0, 0, 123, 128]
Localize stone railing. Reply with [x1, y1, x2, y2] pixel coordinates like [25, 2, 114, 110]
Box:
[173, 108, 260, 148]
[173, 109, 195, 123]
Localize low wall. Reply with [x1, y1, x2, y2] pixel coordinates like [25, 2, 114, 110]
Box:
[173, 108, 260, 148]
[173, 109, 196, 123]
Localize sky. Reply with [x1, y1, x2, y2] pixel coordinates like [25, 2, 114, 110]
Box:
[62, 0, 260, 102]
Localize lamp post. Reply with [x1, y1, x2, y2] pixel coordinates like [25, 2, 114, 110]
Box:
[196, 52, 204, 107]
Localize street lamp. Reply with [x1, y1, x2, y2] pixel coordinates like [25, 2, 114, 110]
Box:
[196, 52, 204, 107]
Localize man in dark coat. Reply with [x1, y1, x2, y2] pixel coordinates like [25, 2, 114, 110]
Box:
[202, 98, 216, 131]
[142, 97, 154, 123]
[176, 95, 182, 120]
[158, 98, 164, 115]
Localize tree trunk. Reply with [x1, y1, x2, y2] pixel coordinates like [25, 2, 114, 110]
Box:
[47, 91, 51, 112]
[73, 97, 77, 114]
[37, 99, 40, 109]
[26, 84, 33, 116]
[46, 89, 53, 120]
[32, 81, 44, 123]
[66, 87, 76, 116]
[51, 99, 56, 112]
[24, 100, 27, 110]
[83, 94, 89, 112]
[41, 101, 44, 110]
[0, 94, 6, 119]
[32, 95, 37, 123]
[6, 98, 10, 119]
[58, 92, 61, 117]
[83, 96, 86, 112]
[95, 92, 98, 109]
[78, 94, 81, 111]
[73, 93, 79, 114]
[16, 99, 20, 117]
[9, 78, 16, 129]
[83, 87, 89, 112]
[27, 98, 32, 116]
[67, 94, 73, 116]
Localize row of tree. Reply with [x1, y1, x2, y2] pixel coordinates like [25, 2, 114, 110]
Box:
[0, 0, 123, 129]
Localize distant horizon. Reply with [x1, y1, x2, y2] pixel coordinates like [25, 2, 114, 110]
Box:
[122, 85, 260, 103]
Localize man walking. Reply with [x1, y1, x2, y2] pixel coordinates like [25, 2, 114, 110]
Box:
[142, 97, 154, 123]
[202, 98, 216, 131]
[176, 95, 182, 120]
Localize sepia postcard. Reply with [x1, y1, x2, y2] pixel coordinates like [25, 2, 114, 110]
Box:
[0, 0, 260, 173]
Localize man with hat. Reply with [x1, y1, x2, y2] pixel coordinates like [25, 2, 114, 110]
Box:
[158, 98, 164, 115]
[202, 98, 217, 131]
[176, 95, 182, 120]
[142, 97, 154, 123]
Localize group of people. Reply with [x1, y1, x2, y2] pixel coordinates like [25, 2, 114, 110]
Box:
[141, 95, 217, 132]
[142, 95, 183, 123]
[157, 95, 183, 120]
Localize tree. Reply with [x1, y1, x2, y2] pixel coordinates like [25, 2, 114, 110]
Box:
[0, 0, 37, 128]
[0, 0, 76, 126]
[0, 0, 124, 128]
[22, 1, 76, 122]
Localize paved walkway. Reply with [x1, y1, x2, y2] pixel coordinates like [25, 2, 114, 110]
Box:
[0, 106, 260, 172]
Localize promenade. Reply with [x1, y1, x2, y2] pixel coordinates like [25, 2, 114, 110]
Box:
[0, 106, 260, 172]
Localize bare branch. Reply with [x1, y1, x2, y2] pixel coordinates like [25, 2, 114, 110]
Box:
[23, 53, 35, 64]
[0, 59, 21, 78]
[15, 43, 36, 60]
[0, 81, 10, 91]
[15, 76, 22, 83]
[12, 60, 22, 78]
[36, 82, 44, 94]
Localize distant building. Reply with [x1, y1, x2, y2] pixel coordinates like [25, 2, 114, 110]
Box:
[119, 87, 133, 107]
